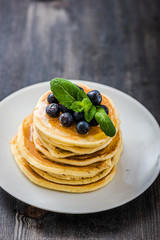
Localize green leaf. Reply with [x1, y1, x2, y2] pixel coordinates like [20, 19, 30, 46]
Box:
[50, 78, 116, 137]
[50, 78, 80, 109]
[70, 101, 84, 112]
[77, 90, 88, 101]
[84, 105, 96, 122]
[82, 98, 92, 112]
[95, 106, 116, 137]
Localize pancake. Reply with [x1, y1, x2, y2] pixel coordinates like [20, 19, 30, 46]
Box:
[33, 85, 120, 149]
[31, 166, 113, 185]
[17, 116, 112, 178]
[10, 82, 122, 193]
[34, 126, 115, 155]
[11, 136, 117, 193]
[33, 129, 74, 159]
[33, 121, 122, 166]
[45, 145, 122, 183]
[33, 126, 76, 159]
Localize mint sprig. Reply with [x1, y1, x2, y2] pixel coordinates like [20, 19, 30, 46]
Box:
[50, 78, 80, 109]
[95, 106, 116, 137]
[84, 105, 96, 122]
[50, 78, 116, 137]
[70, 101, 84, 112]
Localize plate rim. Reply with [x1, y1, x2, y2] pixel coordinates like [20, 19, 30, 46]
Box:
[0, 80, 160, 214]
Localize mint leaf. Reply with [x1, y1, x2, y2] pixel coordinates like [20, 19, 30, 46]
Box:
[82, 98, 92, 112]
[50, 78, 80, 109]
[70, 101, 84, 112]
[71, 98, 92, 113]
[95, 106, 116, 137]
[50, 78, 116, 137]
[77, 90, 88, 101]
[84, 105, 96, 122]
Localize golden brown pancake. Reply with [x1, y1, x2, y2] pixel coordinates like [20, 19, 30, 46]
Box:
[33, 120, 122, 166]
[17, 116, 112, 178]
[10, 83, 122, 193]
[33, 85, 120, 149]
[11, 136, 118, 193]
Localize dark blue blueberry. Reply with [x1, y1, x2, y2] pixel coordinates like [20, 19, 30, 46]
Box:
[73, 111, 84, 123]
[76, 121, 90, 134]
[87, 90, 102, 105]
[59, 112, 73, 127]
[46, 103, 60, 117]
[60, 104, 73, 114]
[100, 104, 109, 115]
[60, 104, 68, 113]
[47, 93, 59, 104]
[89, 118, 99, 126]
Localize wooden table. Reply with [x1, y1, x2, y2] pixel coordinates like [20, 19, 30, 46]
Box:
[0, 0, 160, 239]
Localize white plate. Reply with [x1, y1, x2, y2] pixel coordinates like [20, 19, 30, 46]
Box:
[0, 81, 160, 214]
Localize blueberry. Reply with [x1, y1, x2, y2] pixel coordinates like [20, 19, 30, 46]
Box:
[47, 93, 59, 104]
[89, 118, 99, 126]
[73, 111, 84, 123]
[59, 112, 73, 127]
[60, 104, 68, 113]
[100, 104, 109, 115]
[76, 121, 90, 134]
[60, 104, 73, 114]
[46, 103, 60, 117]
[87, 90, 102, 105]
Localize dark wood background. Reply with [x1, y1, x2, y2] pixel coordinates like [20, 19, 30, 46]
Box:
[0, 0, 160, 239]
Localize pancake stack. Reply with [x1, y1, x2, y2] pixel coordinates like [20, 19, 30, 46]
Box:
[11, 84, 122, 193]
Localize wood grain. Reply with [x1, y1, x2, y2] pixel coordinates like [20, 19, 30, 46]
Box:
[0, 0, 160, 239]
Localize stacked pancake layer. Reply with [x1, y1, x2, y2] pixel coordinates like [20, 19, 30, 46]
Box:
[11, 85, 122, 193]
